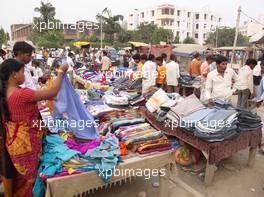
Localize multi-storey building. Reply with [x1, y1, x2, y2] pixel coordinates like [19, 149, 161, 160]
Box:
[127, 4, 222, 45]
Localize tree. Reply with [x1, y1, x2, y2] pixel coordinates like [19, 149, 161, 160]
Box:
[96, 8, 124, 43]
[151, 27, 173, 44]
[31, 1, 64, 47]
[205, 27, 249, 47]
[0, 28, 9, 44]
[183, 37, 196, 44]
[136, 23, 157, 43]
[174, 35, 180, 44]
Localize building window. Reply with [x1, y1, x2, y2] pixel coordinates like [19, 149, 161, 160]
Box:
[211, 15, 213, 20]
[141, 12, 144, 18]
[195, 33, 199, 38]
[187, 32, 190, 37]
[177, 10, 180, 16]
[162, 8, 170, 15]
[196, 14, 199, 19]
[130, 14, 133, 17]
[177, 31, 180, 36]
[130, 23, 133, 26]
[211, 25, 213, 30]
[177, 21, 180, 27]
[204, 24, 207, 29]
[152, 10, 155, 17]
[170, 9, 174, 15]
[188, 12, 191, 18]
[151, 21, 154, 24]
[219, 18, 221, 22]
[203, 34, 206, 39]
[204, 14, 207, 20]
[170, 20, 174, 26]
[196, 24, 199, 29]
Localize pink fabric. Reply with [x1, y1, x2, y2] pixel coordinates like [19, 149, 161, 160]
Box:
[65, 138, 100, 154]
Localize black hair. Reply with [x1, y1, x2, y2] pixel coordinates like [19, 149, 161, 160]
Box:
[68, 52, 74, 57]
[102, 51, 107, 56]
[0, 49, 6, 56]
[140, 54, 148, 61]
[0, 59, 25, 120]
[132, 54, 140, 60]
[260, 60, 264, 66]
[161, 53, 167, 60]
[155, 56, 163, 62]
[193, 52, 200, 59]
[170, 54, 177, 61]
[245, 59, 257, 66]
[13, 41, 35, 57]
[214, 55, 228, 65]
[148, 54, 155, 61]
[206, 54, 214, 61]
[32, 59, 40, 67]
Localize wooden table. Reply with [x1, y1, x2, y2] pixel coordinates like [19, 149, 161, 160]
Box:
[140, 107, 262, 186]
[45, 151, 176, 197]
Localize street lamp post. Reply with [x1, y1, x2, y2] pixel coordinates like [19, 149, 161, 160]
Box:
[100, 13, 103, 50]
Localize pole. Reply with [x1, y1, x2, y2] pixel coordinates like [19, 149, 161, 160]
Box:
[215, 27, 218, 48]
[231, 6, 241, 65]
[100, 13, 103, 50]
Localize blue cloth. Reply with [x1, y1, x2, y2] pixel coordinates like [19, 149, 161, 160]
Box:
[32, 135, 80, 197]
[53, 75, 99, 139]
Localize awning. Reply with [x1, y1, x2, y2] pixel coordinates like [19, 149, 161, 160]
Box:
[73, 41, 90, 47]
[128, 41, 149, 47]
[172, 44, 207, 57]
[250, 31, 264, 44]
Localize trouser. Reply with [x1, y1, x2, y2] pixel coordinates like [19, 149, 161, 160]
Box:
[166, 85, 178, 93]
[237, 89, 251, 109]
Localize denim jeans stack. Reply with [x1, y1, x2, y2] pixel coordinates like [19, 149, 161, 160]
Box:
[236, 108, 262, 131]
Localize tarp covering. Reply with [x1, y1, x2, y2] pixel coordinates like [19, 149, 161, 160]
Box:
[150, 45, 173, 57]
[128, 41, 149, 47]
[250, 31, 264, 44]
[172, 44, 207, 57]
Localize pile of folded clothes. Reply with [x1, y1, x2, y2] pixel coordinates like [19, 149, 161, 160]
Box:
[193, 109, 239, 142]
[236, 108, 262, 131]
[180, 74, 201, 87]
[104, 94, 129, 106]
[115, 123, 172, 154]
[166, 94, 205, 126]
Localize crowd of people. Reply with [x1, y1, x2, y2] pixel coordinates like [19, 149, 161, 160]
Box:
[0, 40, 264, 196]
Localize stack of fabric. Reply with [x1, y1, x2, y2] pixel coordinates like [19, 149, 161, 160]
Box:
[166, 94, 205, 126]
[180, 74, 201, 87]
[193, 109, 239, 142]
[236, 109, 262, 131]
[115, 123, 172, 154]
[104, 94, 129, 106]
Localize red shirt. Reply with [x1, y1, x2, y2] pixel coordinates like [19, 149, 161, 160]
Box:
[7, 88, 38, 122]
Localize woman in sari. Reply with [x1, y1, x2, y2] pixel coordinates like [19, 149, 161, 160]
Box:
[0, 58, 68, 197]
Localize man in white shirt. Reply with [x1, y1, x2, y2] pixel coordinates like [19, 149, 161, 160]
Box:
[166, 54, 180, 93]
[142, 54, 157, 94]
[205, 55, 238, 104]
[13, 41, 37, 90]
[47, 54, 55, 67]
[236, 59, 257, 108]
[66, 52, 75, 83]
[161, 53, 168, 67]
[101, 51, 111, 71]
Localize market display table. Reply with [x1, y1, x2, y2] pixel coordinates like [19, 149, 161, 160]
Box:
[140, 107, 262, 186]
[45, 151, 176, 197]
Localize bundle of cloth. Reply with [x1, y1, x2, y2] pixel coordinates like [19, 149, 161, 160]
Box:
[115, 123, 172, 154]
[32, 133, 120, 197]
[180, 74, 201, 87]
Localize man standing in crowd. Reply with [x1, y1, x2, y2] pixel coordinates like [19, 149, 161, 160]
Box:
[253, 54, 264, 93]
[255, 60, 264, 107]
[66, 52, 75, 83]
[13, 41, 37, 90]
[236, 59, 257, 108]
[142, 54, 157, 93]
[0, 49, 6, 64]
[155, 56, 166, 89]
[188, 52, 201, 76]
[200, 55, 214, 82]
[161, 53, 168, 67]
[166, 54, 180, 93]
[205, 55, 238, 104]
[101, 50, 111, 71]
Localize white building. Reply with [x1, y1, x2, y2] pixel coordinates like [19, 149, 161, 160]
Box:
[240, 14, 264, 37]
[127, 4, 222, 45]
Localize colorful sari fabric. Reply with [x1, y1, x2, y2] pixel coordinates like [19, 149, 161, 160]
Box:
[4, 88, 43, 197]
[5, 120, 43, 197]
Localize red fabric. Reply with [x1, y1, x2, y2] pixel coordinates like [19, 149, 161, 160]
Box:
[150, 45, 173, 58]
[7, 88, 38, 122]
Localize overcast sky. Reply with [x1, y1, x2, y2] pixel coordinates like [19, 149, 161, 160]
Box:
[0, 0, 263, 33]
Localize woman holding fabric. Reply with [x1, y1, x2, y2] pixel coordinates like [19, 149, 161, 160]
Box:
[0, 58, 68, 197]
